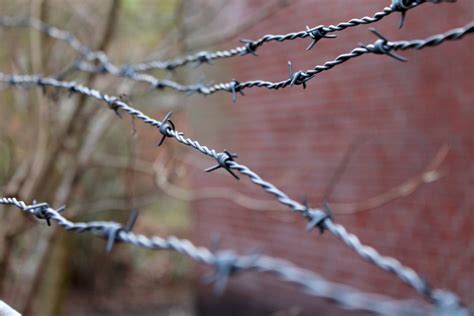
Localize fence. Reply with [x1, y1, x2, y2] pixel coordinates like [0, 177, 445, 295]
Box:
[0, 0, 472, 315]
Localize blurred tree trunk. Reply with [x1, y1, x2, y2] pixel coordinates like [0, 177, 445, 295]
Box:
[0, 1, 292, 314]
[19, 1, 122, 315]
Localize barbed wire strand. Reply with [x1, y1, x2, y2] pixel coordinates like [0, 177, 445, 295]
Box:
[39, 21, 474, 99]
[0, 15, 218, 94]
[0, 1, 453, 72]
[10, 21, 468, 101]
[0, 1, 458, 97]
[82, 0, 456, 72]
[81, 0, 456, 72]
[0, 71, 467, 312]
[0, 197, 444, 316]
[202, 21, 474, 99]
[0, 5, 471, 313]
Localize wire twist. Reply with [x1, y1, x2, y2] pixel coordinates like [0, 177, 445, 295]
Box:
[73, 21, 474, 99]
[0, 74, 462, 306]
[0, 71, 467, 307]
[0, 7, 470, 314]
[0, 197, 450, 315]
[0, 0, 457, 97]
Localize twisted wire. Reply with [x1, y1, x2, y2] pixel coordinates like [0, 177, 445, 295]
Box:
[0, 16, 206, 94]
[0, 197, 439, 315]
[22, 21, 472, 100]
[51, 21, 474, 98]
[391, 22, 474, 50]
[0, 73, 466, 308]
[0, 5, 470, 312]
[119, 6, 395, 72]
[0, 16, 91, 56]
[0, 0, 458, 97]
[204, 21, 474, 96]
[111, 0, 453, 72]
[0, 2, 393, 72]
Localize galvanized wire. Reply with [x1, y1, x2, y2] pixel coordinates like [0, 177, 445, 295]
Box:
[0, 16, 215, 94]
[87, 0, 455, 72]
[0, 16, 91, 56]
[0, 4, 471, 314]
[0, 1, 459, 97]
[0, 1, 443, 70]
[0, 197, 446, 316]
[47, 21, 474, 99]
[0, 72, 467, 310]
[202, 21, 474, 98]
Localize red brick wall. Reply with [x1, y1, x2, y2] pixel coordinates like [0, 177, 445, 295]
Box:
[190, 1, 474, 314]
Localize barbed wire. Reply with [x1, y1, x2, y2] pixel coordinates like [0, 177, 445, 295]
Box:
[119, 0, 456, 72]
[0, 3, 471, 314]
[0, 72, 467, 311]
[0, 197, 453, 316]
[0, 1, 461, 99]
[37, 21, 474, 101]
[201, 21, 474, 100]
[70, 22, 474, 101]
[0, 15, 215, 94]
[0, 1, 454, 73]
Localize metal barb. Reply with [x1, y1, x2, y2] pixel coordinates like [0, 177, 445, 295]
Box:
[205, 246, 262, 296]
[1, 13, 467, 98]
[25, 203, 65, 226]
[0, 20, 472, 312]
[303, 200, 332, 234]
[195, 52, 213, 66]
[109, 99, 123, 118]
[204, 250, 239, 295]
[288, 61, 307, 89]
[106, 208, 139, 253]
[366, 28, 407, 62]
[229, 80, 244, 104]
[306, 26, 337, 51]
[0, 196, 467, 315]
[391, 0, 412, 28]
[158, 112, 175, 147]
[26, 202, 52, 226]
[119, 65, 135, 77]
[1, 0, 446, 77]
[399, 11, 407, 29]
[205, 150, 240, 180]
[56, 205, 67, 214]
[240, 39, 258, 56]
[432, 290, 468, 316]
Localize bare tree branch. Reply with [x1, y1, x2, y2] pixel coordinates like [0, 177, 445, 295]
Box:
[83, 142, 448, 217]
[332, 144, 449, 215]
[20, 0, 50, 200]
[185, 0, 291, 50]
[321, 136, 368, 204]
[184, 0, 231, 31]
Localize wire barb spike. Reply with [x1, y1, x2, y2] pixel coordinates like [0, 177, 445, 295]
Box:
[391, 0, 412, 28]
[229, 80, 244, 104]
[205, 150, 240, 180]
[363, 28, 407, 62]
[158, 112, 175, 147]
[303, 200, 332, 234]
[240, 39, 258, 56]
[109, 99, 123, 118]
[204, 250, 239, 295]
[204, 245, 262, 296]
[306, 26, 337, 51]
[106, 208, 139, 253]
[288, 61, 307, 89]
